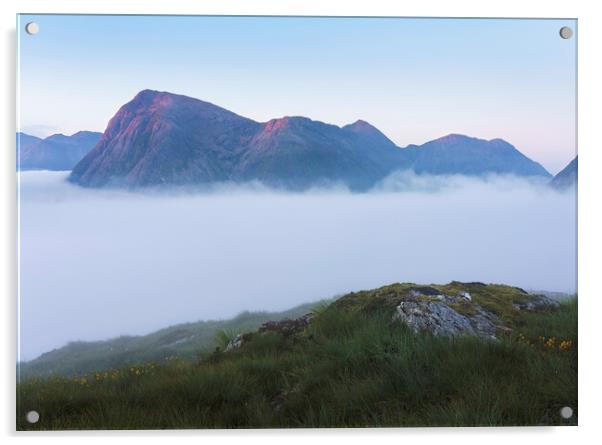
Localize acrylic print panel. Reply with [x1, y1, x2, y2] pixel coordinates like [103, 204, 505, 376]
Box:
[16, 15, 577, 430]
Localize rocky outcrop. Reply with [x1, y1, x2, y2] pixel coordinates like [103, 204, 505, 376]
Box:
[225, 313, 314, 351]
[396, 286, 559, 340]
[257, 314, 314, 336]
[224, 333, 247, 352]
[226, 282, 562, 352]
[395, 289, 500, 339]
[396, 301, 495, 339]
[337, 282, 561, 341]
[512, 294, 560, 311]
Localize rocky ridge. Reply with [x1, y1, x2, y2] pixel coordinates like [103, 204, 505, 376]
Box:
[226, 282, 561, 351]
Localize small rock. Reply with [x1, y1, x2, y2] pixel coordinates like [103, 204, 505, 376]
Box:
[458, 291, 472, 301]
[226, 313, 314, 351]
[513, 294, 560, 311]
[496, 325, 513, 334]
[258, 313, 314, 337]
[225, 333, 245, 351]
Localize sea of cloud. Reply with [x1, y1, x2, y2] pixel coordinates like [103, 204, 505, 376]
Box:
[17, 170, 577, 360]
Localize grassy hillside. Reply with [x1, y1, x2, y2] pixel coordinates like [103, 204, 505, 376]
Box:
[17, 283, 577, 429]
[19, 300, 329, 380]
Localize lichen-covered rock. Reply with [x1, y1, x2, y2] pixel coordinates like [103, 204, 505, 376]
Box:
[394, 295, 500, 339]
[389, 282, 558, 339]
[469, 307, 499, 337]
[395, 300, 478, 337]
[458, 291, 472, 301]
[512, 294, 560, 311]
[225, 333, 246, 352]
[225, 313, 314, 351]
[394, 286, 509, 339]
[337, 281, 562, 341]
[258, 313, 314, 337]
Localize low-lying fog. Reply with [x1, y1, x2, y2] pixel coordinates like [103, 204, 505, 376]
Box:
[18, 171, 577, 360]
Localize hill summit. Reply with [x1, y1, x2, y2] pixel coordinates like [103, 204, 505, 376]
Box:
[17, 280, 576, 429]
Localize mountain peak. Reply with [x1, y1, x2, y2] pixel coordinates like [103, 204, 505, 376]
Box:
[70, 91, 262, 187]
[262, 117, 293, 134]
[401, 133, 551, 178]
[551, 156, 577, 189]
[71, 130, 102, 138]
[428, 134, 515, 151]
[342, 120, 396, 149]
[135, 88, 162, 97]
[433, 134, 515, 148]
[131, 89, 188, 101]
[343, 119, 383, 134]
[347, 119, 376, 130]
[45, 133, 69, 141]
[433, 133, 475, 144]
[126, 90, 221, 113]
[257, 116, 349, 139]
[487, 137, 514, 148]
[127, 89, 181, 110]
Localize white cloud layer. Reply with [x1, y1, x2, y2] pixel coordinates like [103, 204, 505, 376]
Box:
[18, 171, 577, 360]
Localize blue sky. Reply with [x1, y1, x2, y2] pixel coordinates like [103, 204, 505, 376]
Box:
[17, 15, 576, 173]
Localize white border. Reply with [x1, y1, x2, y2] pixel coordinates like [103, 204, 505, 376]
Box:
[2, 1, 600, 444]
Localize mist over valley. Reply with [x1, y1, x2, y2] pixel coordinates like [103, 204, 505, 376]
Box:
[18, 170, 576, 360]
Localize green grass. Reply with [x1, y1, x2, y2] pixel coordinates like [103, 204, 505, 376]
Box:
[18, 299, 331, 381]
[17, 296, 577, 429]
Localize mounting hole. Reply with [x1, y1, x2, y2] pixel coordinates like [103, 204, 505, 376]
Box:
[559, 26, 573, 39]
[26, 410, 40, 423]
[560, 406, 573, 419]
[25, 22, 39, 35]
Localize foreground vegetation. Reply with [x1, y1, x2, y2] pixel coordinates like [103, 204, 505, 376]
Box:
[17, 285, 577, 429]
[18, 300, 327, 380]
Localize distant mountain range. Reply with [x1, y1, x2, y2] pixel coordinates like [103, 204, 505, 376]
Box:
[551, 156, 578, 189]
[17, 131, 102, 171]
[20, 90, 558, 189]
[68, 90, 552, 190]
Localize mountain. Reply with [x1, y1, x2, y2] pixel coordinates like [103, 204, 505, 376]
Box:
[18, 131, 102, 171]
[16, 132, 42, 150]
[550, 156, 577, 189]
[70, 90, 261, 187]
[234, 117, 402, 190]
[399, 134, 551, 177]
[68, 90, 551, 189]
[69, 90, 405, 190]
[16, 133, 42, 170]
